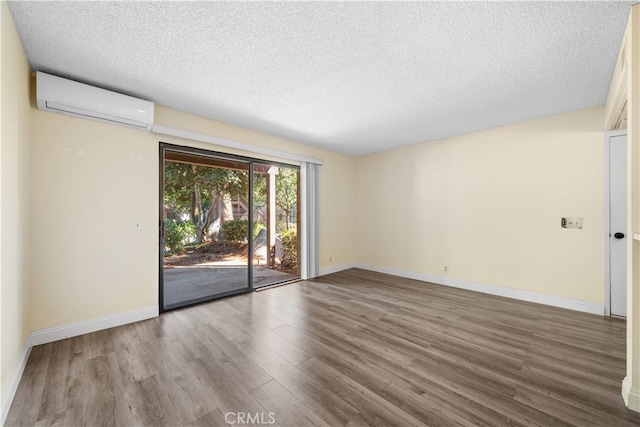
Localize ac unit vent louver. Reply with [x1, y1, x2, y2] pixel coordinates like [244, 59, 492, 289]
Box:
[36, 72, 154, 131]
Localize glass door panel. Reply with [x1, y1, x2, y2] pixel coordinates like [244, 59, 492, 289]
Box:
[162, 148, 250, 310]
[252, 163, 300, 288]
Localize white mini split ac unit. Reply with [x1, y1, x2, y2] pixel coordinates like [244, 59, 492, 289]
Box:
[36, 71, 154, 131]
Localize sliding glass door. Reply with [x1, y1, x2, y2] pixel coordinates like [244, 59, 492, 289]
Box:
[160, 144, 300, 311]
[252, 163, 300, 288]
[161, 147, 250, 310]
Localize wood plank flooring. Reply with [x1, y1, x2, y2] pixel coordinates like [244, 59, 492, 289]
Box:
[6, 268, 640, 426]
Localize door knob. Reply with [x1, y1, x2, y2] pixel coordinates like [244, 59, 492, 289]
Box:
[614, 232, 625, 239]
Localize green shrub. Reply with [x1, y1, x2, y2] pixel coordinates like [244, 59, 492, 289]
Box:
[164, 219, 197, 255]
[276, 220, 298, 233]
[254, 221, 265, 239]
[221, 220, 265, 242]
[280, 229, 298, 271]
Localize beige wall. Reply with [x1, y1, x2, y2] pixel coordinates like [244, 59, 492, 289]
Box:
[29, 105, 356, 331]
[1, 0, 32, 411]
[356, 107, 606, 303]
[29, 113, 159, 329]
[626, 4, 640, 412]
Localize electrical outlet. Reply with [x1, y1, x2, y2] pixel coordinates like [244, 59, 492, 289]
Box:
[444, 266, 449, 272]
[134, 220, 142, 231]
[329, 256, 333, 262]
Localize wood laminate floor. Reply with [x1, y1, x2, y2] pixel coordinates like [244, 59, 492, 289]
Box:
[6, 268, 640, 426]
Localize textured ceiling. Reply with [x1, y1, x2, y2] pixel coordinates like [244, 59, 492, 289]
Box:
[7, 1, 636, 156]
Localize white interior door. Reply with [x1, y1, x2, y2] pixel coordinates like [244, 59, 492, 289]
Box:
[609, 133, 627, 317]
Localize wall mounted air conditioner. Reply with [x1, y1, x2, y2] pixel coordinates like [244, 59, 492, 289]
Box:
[36, 71, 154, 131]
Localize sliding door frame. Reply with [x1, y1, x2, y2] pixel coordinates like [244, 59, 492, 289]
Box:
[252, 160, 302, 288]
[159, 142, 300, 312]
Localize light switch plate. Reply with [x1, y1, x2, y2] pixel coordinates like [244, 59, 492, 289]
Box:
[561, 217, 583, 229]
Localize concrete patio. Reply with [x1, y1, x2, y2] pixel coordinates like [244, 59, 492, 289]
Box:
[163, 263, 298, 308]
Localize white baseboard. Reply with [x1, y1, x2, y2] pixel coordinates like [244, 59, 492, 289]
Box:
[1, 339, 32, 426]
[622, 376, 640, 412]
[353, 263, 604, 315]
[30, 305, 159, 346]
[319, 263, 357, 276]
